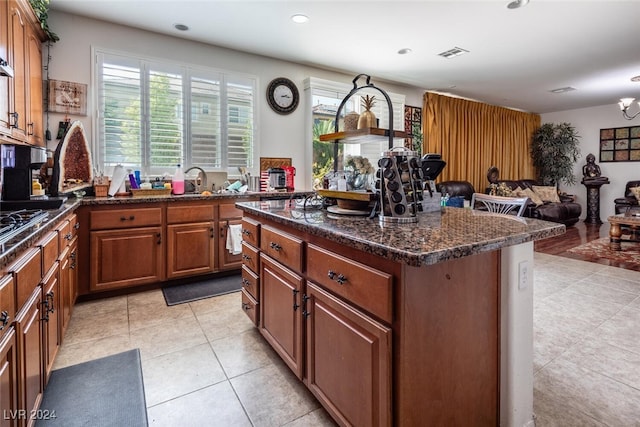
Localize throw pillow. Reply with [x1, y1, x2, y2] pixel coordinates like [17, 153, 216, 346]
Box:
[532, 185, 560, 203]
[517, 187, 544, 206]
[630, 186, 640, 202]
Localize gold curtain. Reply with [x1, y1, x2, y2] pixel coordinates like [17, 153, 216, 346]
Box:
[423, 92, 540, 193]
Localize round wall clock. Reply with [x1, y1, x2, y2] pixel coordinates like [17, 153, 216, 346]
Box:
[266, 77, 299, 114]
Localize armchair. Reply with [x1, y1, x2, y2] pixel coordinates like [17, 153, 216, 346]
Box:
[614, 180, 640, 214]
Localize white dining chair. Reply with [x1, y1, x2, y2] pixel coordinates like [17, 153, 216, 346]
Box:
[470, 193, 529, 217]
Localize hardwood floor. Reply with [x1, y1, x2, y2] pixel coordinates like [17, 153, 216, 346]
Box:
[534, 220, 640, 271]
[534, 220, 608, 256]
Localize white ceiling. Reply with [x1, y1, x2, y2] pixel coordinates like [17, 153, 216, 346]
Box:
[49, 0, 640, 114]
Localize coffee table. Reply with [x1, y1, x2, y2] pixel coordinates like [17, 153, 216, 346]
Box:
[608, 213, 640, 250]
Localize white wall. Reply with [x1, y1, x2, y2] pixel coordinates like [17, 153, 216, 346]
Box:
[541, 105, 637, 220]
[45, 11, 424, 190]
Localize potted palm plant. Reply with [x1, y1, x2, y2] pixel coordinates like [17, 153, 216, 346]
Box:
[530, 122, 581, 186]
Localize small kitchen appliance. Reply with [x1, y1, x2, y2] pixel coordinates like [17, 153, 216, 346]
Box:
[1, 145, 46, 201]
[283, 166, 296, 191]
[268, 167, 286, 190]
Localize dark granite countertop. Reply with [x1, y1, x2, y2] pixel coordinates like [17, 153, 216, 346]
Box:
[76, 191, 313, 206]
[236, 200, 566, 267]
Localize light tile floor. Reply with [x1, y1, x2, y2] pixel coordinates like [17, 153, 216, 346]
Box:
[53, 252, 640, 426]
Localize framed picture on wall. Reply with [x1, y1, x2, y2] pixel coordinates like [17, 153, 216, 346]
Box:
[48, 79, 88, 116]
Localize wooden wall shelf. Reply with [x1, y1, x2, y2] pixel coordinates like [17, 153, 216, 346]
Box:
[319, 127, 410, 144]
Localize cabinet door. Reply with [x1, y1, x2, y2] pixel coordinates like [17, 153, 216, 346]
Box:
[41, 266, 59, 385]
[0, 0, 11, 136]
[306, 282, 392, 427]
[14, 287, 43, 423]
[90, 226, 164, 291]
[0, 328, 18, 427]
[166, 222, 215, 279]
[58, 246, 71, 337]
[218, 219, 243, 271]
[259, 254, 303, 379]
[26, 30, 42, 146]
[8, 4, 27, 142]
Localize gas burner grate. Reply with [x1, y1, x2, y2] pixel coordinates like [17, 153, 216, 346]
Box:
[0, 209, 49, 248]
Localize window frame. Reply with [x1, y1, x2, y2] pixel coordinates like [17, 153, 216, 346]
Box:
[91, 47, 258, 177]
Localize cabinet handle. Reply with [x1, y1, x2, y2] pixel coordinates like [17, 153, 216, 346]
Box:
[156, 232, 162, 244]
[327, 270, 347, 285]
[27, 122, 34, 135]
[211, 227, 215, 238]
[41, 300, 50, 322]
[65, 232, 72, 240]
[269, 242, 282, 251]
[242, 278, 250, 287]
[46, 291, 55, 313]
[120, 215, 136, 221]
[241, 229, 250, 235]
[70, 262, 76, 270]
[220, 226, 225, 238]
[9, 112, 18, 129]
[0, 311, 9, 330]
[242, 254, 251, 261]
[74, 222, 80, 230]
[242, 303, 251, 311]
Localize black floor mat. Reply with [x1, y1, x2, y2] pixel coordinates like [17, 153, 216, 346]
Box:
[36, 349, 147, 427]
[162, 273, 242, 306]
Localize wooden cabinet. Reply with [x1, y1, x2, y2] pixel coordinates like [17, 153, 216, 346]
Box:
[89, 206, 164, 291]
[55, 215, 77, 336]
[0, 328, 18, 427]
[244, 213, 394, 427]
[259, 254, 304, 379]
[305, 282, 391, 426]
[41, 267, 59, 384]
[240, 217, 260, 326]
[1, 0, 46, 145]
[166, 204, 215, 279]
[14, 287, 43, 427]
[218, 203, 244, 271]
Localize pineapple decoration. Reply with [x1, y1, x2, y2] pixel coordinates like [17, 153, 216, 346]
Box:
[357, 95, 377, 129]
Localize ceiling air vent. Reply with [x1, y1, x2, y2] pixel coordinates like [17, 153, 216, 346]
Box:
[438, 47, 469, 59]
[549, 87, 576, 94]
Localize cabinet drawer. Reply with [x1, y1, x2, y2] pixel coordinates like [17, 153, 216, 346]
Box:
[241, 217, 260, 248]
[306, 244, 393, 324]
[38, 231, 59, 275]
[241, 265, 259, 300]
[260, 225, 303, 273]
[241, 241, 259, 274]
[167, 204, 215, 224]
[90, 207, 162, 230]
[55, 219, 71, 253]
[0, 275, 15, 337]
[68, 213, 79, 239]
[8, 247, 42, 311]
[220, 203, 243, 219]
[241, 289, 259, 326]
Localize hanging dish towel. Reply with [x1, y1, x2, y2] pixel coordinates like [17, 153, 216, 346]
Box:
[226, 224, 243, 255]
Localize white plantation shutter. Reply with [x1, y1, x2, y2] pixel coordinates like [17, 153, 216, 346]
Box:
[95, 49, 256, 175]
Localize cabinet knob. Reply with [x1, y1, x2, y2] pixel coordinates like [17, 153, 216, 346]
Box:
[242, 278, 250, 287]
[242, 254, 251, 261]
[242, 303, 251, 311]
[27, 122, 34, 135]
[241, 229, 251, 236]
[74, 223, 80, 230]
[328, 270, 335, 279]
[9, 112, 18, 129]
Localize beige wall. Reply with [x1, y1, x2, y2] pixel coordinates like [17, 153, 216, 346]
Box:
[45, 11, 424, 190]
[541, 104, 637, 220]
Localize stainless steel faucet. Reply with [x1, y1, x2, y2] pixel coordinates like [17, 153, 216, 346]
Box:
[184, 166, 208, 193]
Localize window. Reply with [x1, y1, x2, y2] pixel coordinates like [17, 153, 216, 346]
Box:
[308, 77, 405, 187]
[94, 49, 256, 175]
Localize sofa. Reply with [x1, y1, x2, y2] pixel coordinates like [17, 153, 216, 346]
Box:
[436, 179, 582, 226]
[614, 180, 640, 214]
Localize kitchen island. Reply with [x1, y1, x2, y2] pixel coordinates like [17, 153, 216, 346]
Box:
[237, 200, 565, 427]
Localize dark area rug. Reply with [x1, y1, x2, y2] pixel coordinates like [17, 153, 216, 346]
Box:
[162, 273, 242, 306]
[566, 237, 640, 270]
[36, 349, 147, 427]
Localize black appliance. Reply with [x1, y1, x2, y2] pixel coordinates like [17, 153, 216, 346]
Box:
[1, 145, 46, 201]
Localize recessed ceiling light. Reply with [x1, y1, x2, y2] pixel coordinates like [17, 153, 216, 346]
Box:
[438, 47, 469, 59]
[549, 87, 576, 94]
[398, 48, 412, 55]
[631, 75, 640, 82]
[291, 14, 309, 24]
[174, 23, 189, 31]
[507, 0, 529, 9]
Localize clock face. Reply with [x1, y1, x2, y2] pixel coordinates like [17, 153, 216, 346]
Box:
[267, 78, 299, 114]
